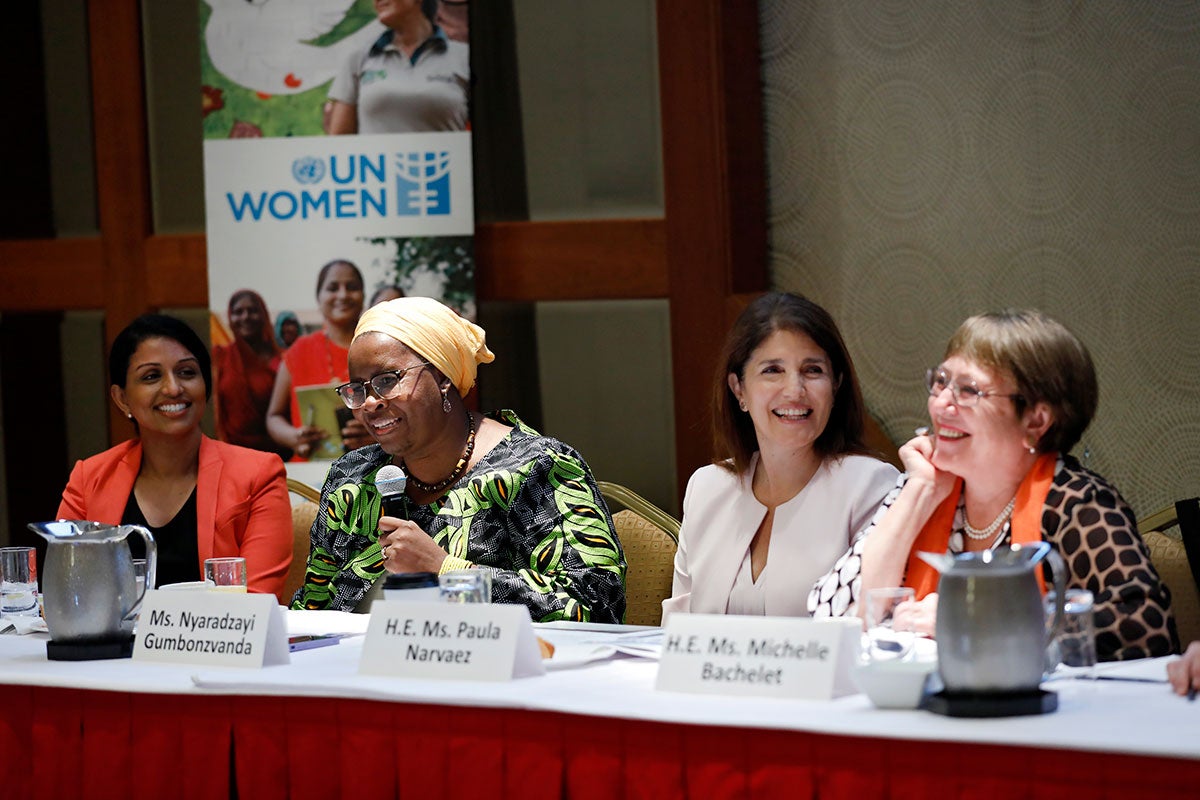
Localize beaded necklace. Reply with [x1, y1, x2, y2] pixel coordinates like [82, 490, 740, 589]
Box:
[403, 410, 476, 494]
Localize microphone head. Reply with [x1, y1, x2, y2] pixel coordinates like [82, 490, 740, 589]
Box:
[375, 464, 407, 497]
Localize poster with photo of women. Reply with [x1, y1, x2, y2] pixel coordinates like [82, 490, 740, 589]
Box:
[199, 0, 474, 462]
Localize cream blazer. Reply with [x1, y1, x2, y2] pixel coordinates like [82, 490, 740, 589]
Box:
[662, 454, 897, 619]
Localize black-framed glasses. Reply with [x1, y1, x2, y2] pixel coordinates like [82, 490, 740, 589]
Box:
[924, 367, 1022, 408]
[335, 363, 431, 409]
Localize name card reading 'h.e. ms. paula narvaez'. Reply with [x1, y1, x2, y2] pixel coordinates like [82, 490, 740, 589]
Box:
[132, 590, 289, 668]
[655, 614, 860, 699]
[359, 602, 545, 681]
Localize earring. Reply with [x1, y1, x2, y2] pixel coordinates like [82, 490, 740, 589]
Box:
[442, 389, 451, 414]
[739, 401, 748, 412]
[126, 413, 134, 420]
[1026, 440, 1037, 454]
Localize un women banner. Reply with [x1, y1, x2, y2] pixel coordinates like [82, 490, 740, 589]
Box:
[198, 0, 474, 463]
[204, 133, 474, 316]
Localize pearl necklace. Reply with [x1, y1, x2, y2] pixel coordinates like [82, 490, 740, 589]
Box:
[963, 495, 1016, 541]
[403, 410, 476, 494]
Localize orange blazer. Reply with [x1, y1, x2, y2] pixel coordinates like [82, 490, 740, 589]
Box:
[57, 436, 293, 602]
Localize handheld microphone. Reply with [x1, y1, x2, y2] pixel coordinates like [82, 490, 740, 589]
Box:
[375, 464, 409, 521]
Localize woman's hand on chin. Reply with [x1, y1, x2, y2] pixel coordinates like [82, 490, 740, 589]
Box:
[378, 518, 449, 574]
[899, 431, 955, 506]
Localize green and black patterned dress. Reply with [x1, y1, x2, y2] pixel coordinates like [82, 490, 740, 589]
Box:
[291, 411, 627, 623]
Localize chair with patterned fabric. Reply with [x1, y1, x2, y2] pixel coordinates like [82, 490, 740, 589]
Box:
[597, 481, 680, 627]
[285, 478, 320, 604]
[1140, 497, 1200, 648]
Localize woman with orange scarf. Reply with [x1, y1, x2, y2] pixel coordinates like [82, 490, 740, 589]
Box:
[213, 290, 287, 457]
[809, 310, 1177, 661]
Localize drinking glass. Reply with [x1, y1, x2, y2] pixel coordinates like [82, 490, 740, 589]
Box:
[0, 546, 39, 617]
[864, 587, 916, 662]
[438, 569, 492, 603]
[204, 557, 248, 592]
[133, 559, 150, 594]
[1044, 588, 1096, 672]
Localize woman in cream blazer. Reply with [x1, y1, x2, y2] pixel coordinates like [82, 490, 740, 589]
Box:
[663, 293, 896, 619]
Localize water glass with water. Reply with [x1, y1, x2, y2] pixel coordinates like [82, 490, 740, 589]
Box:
[204, 557, 248, 592]
[438, 569, 491, 603]
[1044, 588, 1096, 672]
[864, 587, 916, 662]
[0, 546, 39, 617]
[133, 558, 150, 594]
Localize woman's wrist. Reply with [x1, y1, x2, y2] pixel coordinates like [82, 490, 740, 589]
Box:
[438, 556, 472, 575]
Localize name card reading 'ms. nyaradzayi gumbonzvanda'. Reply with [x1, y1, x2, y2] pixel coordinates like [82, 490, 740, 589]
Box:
[359, 602, 545, 681]
[133, 590, 289, 668]
[656, 614, 861, 699]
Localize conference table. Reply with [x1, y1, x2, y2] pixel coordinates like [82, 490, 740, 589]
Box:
[1, 611, 1197, 800]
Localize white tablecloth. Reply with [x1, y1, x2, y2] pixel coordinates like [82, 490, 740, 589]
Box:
[0, 610, 1195, 761]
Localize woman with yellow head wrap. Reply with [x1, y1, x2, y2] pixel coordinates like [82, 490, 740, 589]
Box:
[291, 297, 627, 622]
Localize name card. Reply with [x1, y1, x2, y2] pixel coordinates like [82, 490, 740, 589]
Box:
[656, 614, 860, 700]
[360, 602, 545, 681]
[133, 590, 288, 668]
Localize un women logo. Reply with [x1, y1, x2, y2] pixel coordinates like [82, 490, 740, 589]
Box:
[291, 156, 326, 185]
[395, 151, 452, 216]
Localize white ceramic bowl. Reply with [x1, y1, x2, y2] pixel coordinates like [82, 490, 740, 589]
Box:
[851, 659, 938, 709]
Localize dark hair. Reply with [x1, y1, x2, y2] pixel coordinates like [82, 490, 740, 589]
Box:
[422, 0, 439, 22]
[226, 289, 278, 353]
[944, 309, 1097, 454]
[315, 259, 364, 297]
[108, 314, 212, 398]
[369, 285, 406, 307]
[712, 292, 870, 475]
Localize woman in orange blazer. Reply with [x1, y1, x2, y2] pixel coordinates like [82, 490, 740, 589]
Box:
[57, 314, 292, 601]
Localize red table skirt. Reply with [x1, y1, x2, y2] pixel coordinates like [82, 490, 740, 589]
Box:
[1, 684, 1197, 799]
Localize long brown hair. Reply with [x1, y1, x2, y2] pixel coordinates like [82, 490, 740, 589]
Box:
[712, 292, 871, 475]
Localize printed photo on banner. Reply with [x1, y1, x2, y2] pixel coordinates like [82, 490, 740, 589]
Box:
[199, 0, 475, 463]
[201, 0, 469, 139]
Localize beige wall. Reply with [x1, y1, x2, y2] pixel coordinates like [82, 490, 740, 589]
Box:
[761, 0, 1200, 517]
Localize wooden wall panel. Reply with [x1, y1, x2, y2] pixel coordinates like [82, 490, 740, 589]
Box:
[88, 0, 153, 443]
[658, 0, 769, 497]
[145, 235, 208, 308]
[474, 219, 667, 301]
[0, 239, 104, 311]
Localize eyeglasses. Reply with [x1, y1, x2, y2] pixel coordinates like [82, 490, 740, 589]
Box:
[924, 367, 1022, 408]
[334, 363, 431, 409]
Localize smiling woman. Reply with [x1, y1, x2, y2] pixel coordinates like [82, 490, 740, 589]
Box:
[326, 0, 469, 135]
[213, 289, 286, 457]
[56, 315, 293, 600]
[291, 297, 627, 623]
[810, 310, 1178, 662]
[266, 259, 370, 461]
[662, 292, 898, 620]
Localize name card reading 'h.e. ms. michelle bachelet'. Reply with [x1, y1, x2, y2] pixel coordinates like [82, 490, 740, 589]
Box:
[359, 602, 545, 681]
[655, 614, 860, 700]
[132, 590, 289, 668]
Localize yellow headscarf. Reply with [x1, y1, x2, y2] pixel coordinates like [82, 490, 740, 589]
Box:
[353, 297, 494, 395]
